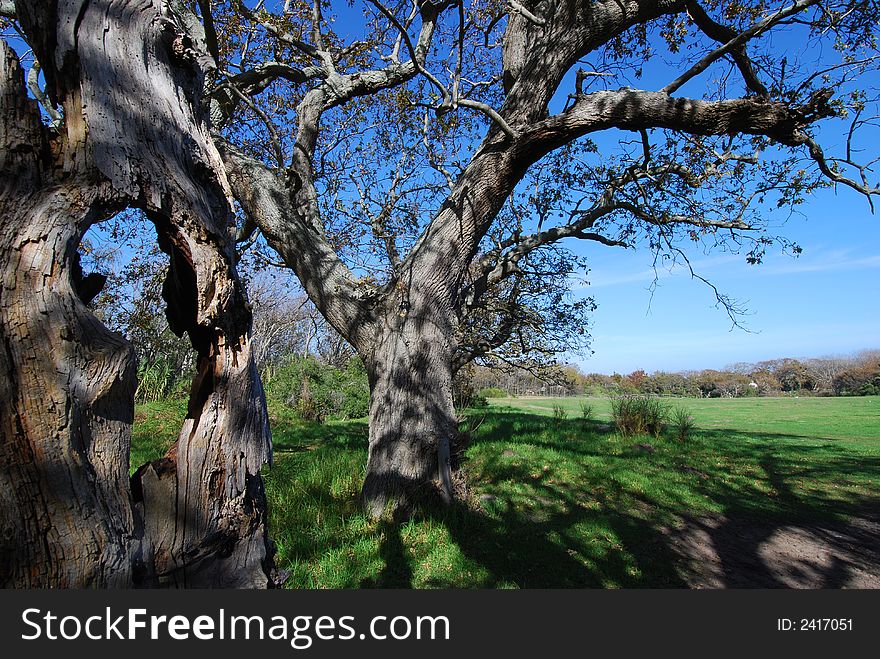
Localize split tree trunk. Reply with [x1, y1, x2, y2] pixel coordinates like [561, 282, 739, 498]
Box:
[0, 1, 273, 587]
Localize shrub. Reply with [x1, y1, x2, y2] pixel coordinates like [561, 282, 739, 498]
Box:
[552, 403, 568, 422]
[478, 387, 508, 399]
[136, 357, 193, 403]
[452, 371, 488, 409]
[266, 355, 370, 421]
[468, 393, 490, 409]
[580, 402, 595, 422]
[671, 406, 695, 443]
[611, 394, 669, 438]
[296, 378, 327, 423]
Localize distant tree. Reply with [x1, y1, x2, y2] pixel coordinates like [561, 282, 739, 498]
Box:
[804, 356, 856, 394]
[642, 371, 700, 397]
[627, 369, 649, 391]
[749, 369, 782, 396]
[773, 359, 816, 392]
[833, 356, 880, 395]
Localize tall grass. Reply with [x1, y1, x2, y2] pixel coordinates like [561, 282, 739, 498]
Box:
[136, 359, 172, 403]
[552, 403, 568, 422]
[671, 406, 695, 442]
[580, 402, 595, 422]
[610, 394, 669, 438]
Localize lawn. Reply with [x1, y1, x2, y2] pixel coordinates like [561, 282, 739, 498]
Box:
[131, 395, 880, 588]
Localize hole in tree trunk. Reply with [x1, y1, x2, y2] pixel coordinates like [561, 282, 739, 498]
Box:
[77, 210, 198, 472]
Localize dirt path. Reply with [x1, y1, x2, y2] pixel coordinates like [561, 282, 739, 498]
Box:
[663, 510, 880, 588]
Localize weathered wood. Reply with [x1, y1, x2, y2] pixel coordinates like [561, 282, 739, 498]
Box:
[0, 39, 137, 588]
[1, 0, 273, 587]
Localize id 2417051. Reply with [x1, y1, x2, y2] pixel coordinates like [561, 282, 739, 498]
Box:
[777, 618, 853, 631]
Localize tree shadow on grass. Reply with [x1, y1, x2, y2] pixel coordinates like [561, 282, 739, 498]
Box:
[370, 410, 880, 588]
[360, 521, 415, 588]
[425, 477, 687, 588]
[271, 415, 368, 453]
[665, 447, 880, 588]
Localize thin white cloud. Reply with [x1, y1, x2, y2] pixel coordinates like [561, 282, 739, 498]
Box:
[754, 252, 880, 276]
[573, 247, 880, 290]
[578, 253, 742, 289]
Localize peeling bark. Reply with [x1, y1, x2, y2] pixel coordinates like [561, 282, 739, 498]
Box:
[1, 0, 273, 587]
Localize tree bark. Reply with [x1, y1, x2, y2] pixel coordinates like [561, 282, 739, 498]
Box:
[360, 301, 464, 519]
[1, 0, 273, 587]
[0, 39, 138, 587]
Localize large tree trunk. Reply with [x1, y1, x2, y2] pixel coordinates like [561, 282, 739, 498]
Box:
[360, 297, 465, 519]
[0, 1, 273, 587]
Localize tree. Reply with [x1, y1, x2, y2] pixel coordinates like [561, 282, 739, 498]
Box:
[832, 351, 880, 395]
[209, 0, 879, 516]
[804, 355, 856, 394]
[1, 1, 272, 587]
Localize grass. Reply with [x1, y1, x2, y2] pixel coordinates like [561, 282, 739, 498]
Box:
[131, 395, 880, 588]
[131, 399, 185, 469]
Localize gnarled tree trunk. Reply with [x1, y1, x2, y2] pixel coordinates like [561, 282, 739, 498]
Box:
[0, 0, 273, 588]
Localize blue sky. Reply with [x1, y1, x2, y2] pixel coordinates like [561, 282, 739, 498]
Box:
[570, 187, 880, 373]
[550, 17, 880, 375]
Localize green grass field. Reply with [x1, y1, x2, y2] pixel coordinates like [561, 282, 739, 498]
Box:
[132, 395, 880, 588]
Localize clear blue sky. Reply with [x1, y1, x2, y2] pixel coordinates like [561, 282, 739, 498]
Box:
[570, 188, 880, 373]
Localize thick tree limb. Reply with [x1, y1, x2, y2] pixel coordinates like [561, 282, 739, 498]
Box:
[219, 142, 377, 346]
[524, 87, 835, 152]
[26, 60, 62, 129]
[501, 0, 687, 123]
[210, 61, 324, 128]
[196, 0, 220, 64]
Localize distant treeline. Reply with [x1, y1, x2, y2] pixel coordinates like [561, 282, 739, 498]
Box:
[470, 350, 880, 398]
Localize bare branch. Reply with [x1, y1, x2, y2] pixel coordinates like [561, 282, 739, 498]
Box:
[507, 0, 546, 27]
[26, 60, 62, 129]
[422, 110, 456, 189]
[684, 0, 768, 96]
[310, 0, 327, 52]
[216, 80, 286, 166]
[236, 0, 322, 60]
[196, 0, 220, 64]
[803, 136, 880, 211]
[365, 0, 449, 99]
[456, 98, 517, 139]
[210, 61, 324, 125]
[662, 0, 820, 95]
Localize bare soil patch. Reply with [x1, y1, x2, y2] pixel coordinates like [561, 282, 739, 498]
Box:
[664, 509, 880, 588]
